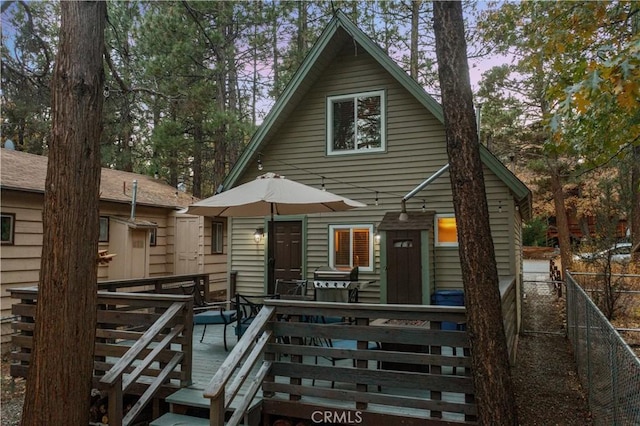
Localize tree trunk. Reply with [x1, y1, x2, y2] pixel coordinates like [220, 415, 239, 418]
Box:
[631, 144, 640, 262]
[550, 166, 573, 276]
[21, 2, 106, 425]
[433, 2, 518, 425]
[410, 0, 420, 80]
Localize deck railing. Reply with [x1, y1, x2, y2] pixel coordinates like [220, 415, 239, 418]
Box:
[10, 288, 194, 425]
[207, 299, 476, 425]
[98, 273, 220, 303]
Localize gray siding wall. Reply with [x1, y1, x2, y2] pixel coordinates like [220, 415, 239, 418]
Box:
[231, 42, 519, 303]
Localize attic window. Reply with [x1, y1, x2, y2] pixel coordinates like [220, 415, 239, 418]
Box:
[327, 90, 385, 155]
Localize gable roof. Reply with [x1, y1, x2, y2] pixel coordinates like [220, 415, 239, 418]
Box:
[0, 149, 196, 209]
[224, 10, 531, 219]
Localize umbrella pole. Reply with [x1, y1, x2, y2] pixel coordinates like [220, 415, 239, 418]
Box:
[268, 203, 275, 293]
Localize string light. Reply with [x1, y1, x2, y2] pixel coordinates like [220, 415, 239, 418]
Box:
[321, 176, 326, 191]
[422, 200, 426, 212]
[375, 192, 379, 206]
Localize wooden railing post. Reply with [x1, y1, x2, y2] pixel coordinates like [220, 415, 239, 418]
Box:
[108, 377, 123, 426]
[355, 316, 369, 411]
[430, 320, 443, 419]
[288, 314, 302, 401]
[210, 388, 225, 426]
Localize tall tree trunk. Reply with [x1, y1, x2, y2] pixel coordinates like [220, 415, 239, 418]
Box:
[410, 0, 420, 80]
[433, 2, 518, 425]
[192, 118, 203, 198]
[550, 165, 573, 276]
[631, 144, 640, 262]
[22, 2, 106, 425]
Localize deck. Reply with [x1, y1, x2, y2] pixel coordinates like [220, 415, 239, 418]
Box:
[7, 275, 520, 425]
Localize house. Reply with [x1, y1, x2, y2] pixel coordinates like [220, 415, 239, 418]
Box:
[0, 148, 228, 350]
[217, 11, 531, 311]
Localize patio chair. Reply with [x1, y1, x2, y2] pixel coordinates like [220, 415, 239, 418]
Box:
[234, 293, 269, 339]
[181, 282, 238, 351]
[274, 279, 308, 300]
[193, 303, 237, 351]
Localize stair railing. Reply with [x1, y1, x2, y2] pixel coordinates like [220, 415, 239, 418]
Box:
[204, 304, 276, 426]
[100, 300, 190, 426]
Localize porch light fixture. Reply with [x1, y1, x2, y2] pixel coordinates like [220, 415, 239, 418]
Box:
[374, 227, 381, 244]
[399, 200, 408, 221]
[253, 227, 264, 243]
[257, 154, 264, 171]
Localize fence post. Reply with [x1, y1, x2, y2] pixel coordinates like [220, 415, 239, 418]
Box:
[585, 302, 593, 412]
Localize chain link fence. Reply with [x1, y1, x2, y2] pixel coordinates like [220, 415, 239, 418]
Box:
[566, 273, 640, 425]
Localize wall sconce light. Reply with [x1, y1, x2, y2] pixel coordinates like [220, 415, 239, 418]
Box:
[257, 154, 263, 171]
[253, 227, 264, 243]
[374, 228, 381, 244]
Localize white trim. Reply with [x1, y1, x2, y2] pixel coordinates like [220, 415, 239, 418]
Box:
[328, 224, 374, 272]
[326, 90, 386, 155]
[435, 214, 459, 247]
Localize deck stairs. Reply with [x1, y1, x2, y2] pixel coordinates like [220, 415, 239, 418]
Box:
[150, 386, 261, 426]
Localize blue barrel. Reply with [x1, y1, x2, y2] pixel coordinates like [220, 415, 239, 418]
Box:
[432, 290, 465, 330]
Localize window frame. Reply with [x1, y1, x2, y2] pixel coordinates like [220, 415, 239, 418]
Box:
[326, 90, 386, 156]
[328, 224, 374, 272]
[435, 214, 458, 247]
[211, 221, 224, 254]
[99, 216, 110, 243]
[149, 226, 157, 247]
[1, 213, 15, 245]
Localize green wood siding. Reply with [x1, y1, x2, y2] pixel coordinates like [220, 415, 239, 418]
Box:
[230, 41, 521, 304]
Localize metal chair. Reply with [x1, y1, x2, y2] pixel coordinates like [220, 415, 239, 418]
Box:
[193, 303, 237, 351]
[274, 279, 308, 299]
[182, 283, 238, 351]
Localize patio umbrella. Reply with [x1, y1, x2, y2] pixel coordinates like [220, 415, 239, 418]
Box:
[184, 172, 366, 217]
[183, 172, 366, 287]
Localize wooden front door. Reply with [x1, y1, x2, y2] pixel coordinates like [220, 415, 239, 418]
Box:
[386, 229, 422, 304]
[269, 220, 302, 294]
[130, 229, 148, 278]
[175, 217, 199, 274]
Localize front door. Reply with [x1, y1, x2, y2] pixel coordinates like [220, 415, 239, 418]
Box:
[269, 221, 302, 294]
[175, 217, 199, 274]
[130, 229, 148, 278]
[386, 230, 422, 304]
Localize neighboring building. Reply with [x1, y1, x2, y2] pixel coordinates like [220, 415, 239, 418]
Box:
[218, 12, 531, 308]
[0, 149, 227, 349]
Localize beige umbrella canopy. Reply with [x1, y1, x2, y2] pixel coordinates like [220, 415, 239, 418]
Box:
[184, 172, 366, 217]
[184, 172, 366, 289]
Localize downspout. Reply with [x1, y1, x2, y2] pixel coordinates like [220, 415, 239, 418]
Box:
[130, 180, 138, 220]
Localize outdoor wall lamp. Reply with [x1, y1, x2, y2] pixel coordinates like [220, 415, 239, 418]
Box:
[254, 227, 264, 243]
[374, 229, 381, 244]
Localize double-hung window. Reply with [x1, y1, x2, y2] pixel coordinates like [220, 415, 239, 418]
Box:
[327, 90, 385, 155]
[329, 224, 373, 272]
